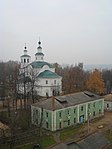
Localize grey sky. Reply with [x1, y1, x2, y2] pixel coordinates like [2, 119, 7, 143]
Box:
[0, 0, 112, 65]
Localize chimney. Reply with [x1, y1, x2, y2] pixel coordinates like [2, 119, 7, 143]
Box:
[52, 96, 55, 111]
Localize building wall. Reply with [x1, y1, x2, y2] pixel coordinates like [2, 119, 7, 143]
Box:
[31, 106, 53, 130]
[54, 106, 78, 130]
[35, 78, 62, 97]
[54, 99, 104, 131]
[104, 101, 112, 111]
[19, 77, 62, 97]
[31, 98, 104, 131]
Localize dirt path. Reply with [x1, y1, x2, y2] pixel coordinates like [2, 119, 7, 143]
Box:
[87, 111, 112, 133]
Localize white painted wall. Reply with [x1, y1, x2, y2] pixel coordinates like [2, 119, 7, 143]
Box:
[19, 64, 62, 97]
[34, 77, 62, 96]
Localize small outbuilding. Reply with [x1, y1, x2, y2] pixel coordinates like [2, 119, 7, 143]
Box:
[104, 94, 112, 111]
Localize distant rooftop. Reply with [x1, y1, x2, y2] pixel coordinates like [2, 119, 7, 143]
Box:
[104, 94, 112, 101]
[84, 64, 112, 71]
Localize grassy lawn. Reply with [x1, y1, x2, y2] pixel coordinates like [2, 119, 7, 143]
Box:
[60, 125, 82, 141]
[39, 135, 56, 149]
[14, 135, 56, 149]
[0, 145, 10, 149]
[14, 144, 33, 149]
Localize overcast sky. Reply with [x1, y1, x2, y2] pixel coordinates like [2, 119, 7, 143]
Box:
[0, 0, 112, 65]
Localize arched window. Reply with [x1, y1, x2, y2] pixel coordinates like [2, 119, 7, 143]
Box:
[24, 59, 26, 63]
[27, 59, 29, 63]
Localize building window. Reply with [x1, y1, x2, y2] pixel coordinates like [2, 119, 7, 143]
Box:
[81, 106, 83, 111]
[41, 57, 43, 60]
[54, 80, 56, 84]
[35, 110, 38, 125]
[68, 120, 70, 126]
[59, 112, 61, 118]
[99, 109, 101, 114]
[46, 122, 49, 128]
[46, 92, 49, 98]
[36, 119, 38, 125]
[74, 118, 76, 123]
[33, 110, 36, 123]
[68, 110, 70, 115]
[107, 104, 109, 108]
[27, 59, 29, 63]
[88, 104, 90, 109]
[46, 80, 48, 84]
[24, 59, 26, 63]
[93, 111, 95, 116]
[93, 102, 95, 107]
[36, 110, 38, 115]
[74, 109, 76, 113]
[46, 112, 48, 117]
[59, 122, 62, 129]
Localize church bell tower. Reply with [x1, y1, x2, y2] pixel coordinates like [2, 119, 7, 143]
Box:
[20, 44, 31, 68]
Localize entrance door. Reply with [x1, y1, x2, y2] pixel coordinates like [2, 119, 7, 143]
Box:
[80, 115, 84, 123]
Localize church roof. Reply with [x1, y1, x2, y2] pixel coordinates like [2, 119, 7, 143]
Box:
[35, 52, 44, 56]
[21, 54, 31, 57]
[30, 61, 53, 68]
[38, 70, 61, 78]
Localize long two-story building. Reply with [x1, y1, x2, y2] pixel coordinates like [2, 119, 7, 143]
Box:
[31, 91, 104, 131]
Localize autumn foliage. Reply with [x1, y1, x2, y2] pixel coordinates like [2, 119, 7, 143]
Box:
[87, 69, 105, 94]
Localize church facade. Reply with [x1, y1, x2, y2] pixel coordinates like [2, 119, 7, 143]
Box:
[19, 41, 62, 97]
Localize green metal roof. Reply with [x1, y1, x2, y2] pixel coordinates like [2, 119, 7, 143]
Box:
[35, 52, 44, 56]
[38, 70, 61, 78]
[30, 61, 53, 68]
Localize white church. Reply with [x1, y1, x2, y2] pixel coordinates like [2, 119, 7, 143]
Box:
[19, 40, 62, 97]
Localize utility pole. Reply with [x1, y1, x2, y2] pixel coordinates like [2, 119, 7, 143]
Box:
[87, 112, 91, 134]
[39, 107, 43, 136]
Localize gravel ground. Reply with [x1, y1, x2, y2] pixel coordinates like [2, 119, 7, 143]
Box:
[87, 111, 112, 133]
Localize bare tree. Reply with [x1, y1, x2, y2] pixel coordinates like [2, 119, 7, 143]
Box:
[0, 61, 19, 116]
[55, 64, 87, 94]
[102, 69, 112, 94]
[29, 68, 40, 103]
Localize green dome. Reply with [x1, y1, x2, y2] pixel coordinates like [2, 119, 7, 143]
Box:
[38, 70, 61, 78]
[30, 61, 53, 68]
